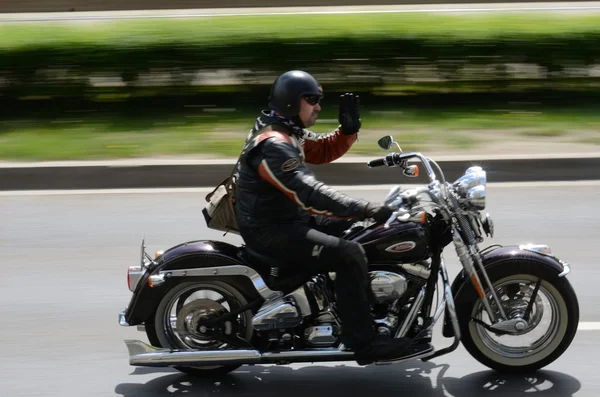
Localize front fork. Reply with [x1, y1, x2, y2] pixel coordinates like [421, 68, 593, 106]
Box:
[452, 228, 508, 324]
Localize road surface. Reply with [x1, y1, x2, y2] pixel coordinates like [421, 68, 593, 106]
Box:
[1, 181, 598, 396]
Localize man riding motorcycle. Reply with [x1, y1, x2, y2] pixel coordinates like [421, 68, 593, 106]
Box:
[234, 70, 431, 364]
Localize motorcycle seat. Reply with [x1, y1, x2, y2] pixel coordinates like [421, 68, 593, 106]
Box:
[238, 246, 309, 294]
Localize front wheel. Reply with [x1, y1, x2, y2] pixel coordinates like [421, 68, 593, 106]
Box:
[456, 261, 579, 374]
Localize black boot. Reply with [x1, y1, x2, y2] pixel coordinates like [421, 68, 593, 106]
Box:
[353, 335, 433, 366]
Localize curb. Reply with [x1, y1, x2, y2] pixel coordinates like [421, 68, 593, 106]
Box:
[1, 156, 599, 190]
[2, 2, 598, 21]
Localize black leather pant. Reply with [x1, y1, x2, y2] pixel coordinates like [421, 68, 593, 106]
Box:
[241, 216, 375, 348]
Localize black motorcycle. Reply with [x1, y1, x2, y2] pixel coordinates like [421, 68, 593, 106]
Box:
[118, 135, 579, 377]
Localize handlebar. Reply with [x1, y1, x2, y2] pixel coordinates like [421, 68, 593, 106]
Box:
[366, 148, 454, 224]
[366, 157, 387, 168]
[366, 153, 403, 168]
[367, 151, 441, 186]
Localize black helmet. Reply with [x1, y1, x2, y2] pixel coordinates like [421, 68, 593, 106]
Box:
[268, 70, 323, 118]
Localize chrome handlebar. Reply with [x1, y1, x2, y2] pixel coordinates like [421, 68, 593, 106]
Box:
[367, 151, 439, 184]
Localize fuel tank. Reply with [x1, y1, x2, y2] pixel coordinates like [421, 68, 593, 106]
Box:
[349, 220, 431, 264]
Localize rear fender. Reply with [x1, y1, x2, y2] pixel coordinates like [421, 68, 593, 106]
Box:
[442, 244, 571, 337]
[122, 240, 277, 325]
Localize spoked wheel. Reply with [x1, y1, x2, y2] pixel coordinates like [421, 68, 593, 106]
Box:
[146, 280, 254, 377]
[457, 261, 579, 373]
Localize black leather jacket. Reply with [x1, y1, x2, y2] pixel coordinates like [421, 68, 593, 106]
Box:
[234, 123, 369, 234]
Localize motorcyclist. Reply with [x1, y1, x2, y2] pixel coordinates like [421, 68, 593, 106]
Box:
[234, 70, 431, 365]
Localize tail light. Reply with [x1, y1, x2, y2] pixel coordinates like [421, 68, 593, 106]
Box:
[127, 266, 145, 292]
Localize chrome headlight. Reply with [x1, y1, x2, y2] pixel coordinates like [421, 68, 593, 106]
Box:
[453, 166, 486, 210]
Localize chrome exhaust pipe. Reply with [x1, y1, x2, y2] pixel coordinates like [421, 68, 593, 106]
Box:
[125, 339, 436, 367]
[125, 339, 355, 367]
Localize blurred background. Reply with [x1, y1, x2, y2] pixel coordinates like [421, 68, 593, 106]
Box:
[1, 0, 600, 161]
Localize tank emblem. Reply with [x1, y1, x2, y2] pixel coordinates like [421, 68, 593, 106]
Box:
[385, 241, 416, 253]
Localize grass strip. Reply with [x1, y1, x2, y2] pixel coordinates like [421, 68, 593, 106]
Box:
[1, 101, 599, 161]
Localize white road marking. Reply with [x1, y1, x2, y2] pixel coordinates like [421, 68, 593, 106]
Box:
[578, 322, 600, 330]
[3, 3, 600, 22]
[0, 188, 216, 196]
[1, 180, 599, 196]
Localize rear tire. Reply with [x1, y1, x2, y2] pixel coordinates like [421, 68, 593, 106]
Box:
[146, 279, 254, 378]
[455, 260, 579, 374]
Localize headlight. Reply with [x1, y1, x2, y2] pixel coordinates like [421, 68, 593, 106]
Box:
[467, 185, 486, 210]
[453, 166, 486, 210]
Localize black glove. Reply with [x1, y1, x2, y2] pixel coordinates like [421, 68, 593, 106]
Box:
[364, 203, 394, 224]
[338, 93, 361, 135]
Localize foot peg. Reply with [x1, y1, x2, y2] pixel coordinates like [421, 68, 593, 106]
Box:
[356, 342, 434, 366]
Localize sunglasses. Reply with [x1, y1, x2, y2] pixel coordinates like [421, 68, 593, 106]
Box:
[303, 95, 322, 106]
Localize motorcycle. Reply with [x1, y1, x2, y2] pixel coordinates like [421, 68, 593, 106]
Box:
[118, 135, 579, 377]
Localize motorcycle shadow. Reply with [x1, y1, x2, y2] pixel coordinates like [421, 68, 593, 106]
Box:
[115, 360, 581, 397]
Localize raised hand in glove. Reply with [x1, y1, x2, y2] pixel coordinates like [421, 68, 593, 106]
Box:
[364, 203, 394, 224]
[338, 93, 361, 135]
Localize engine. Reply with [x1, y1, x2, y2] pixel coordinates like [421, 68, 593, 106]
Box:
[368, 270, 411, 336]
[369, 270, 409, 303]
[251, 274, 341, 347]
[302, 270, 420, 344]
[303, 275, 340, 347]
[250, 269, 427, 348]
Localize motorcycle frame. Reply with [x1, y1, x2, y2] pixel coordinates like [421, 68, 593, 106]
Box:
[119, 145, 573, 366]
[122, 234, 466, 362]
[120, 237, 570, 362]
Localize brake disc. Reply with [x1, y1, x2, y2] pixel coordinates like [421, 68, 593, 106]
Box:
[175, 299, 231, 343]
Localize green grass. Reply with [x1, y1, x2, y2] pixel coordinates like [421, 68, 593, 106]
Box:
[2, 12, 600, 161]
[1, 103, 599, 161]
[3, 12, 600, 48]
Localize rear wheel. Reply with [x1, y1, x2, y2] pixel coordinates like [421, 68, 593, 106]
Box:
[456, 261, 579, 373]
[146, 279, 254, 378]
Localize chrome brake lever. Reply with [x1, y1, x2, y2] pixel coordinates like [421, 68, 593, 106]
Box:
[383, 197, 409, 228]
[384, 212, 397, 228]
[384, 209, 409, 228]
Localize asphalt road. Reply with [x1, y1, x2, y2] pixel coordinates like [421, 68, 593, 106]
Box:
[1, 182, 599, 396]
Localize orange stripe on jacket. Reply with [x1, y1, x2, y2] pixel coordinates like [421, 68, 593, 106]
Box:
[257, 159, 353, 220]
[303, 129, 357, 165]
[254, 130, 293, 146]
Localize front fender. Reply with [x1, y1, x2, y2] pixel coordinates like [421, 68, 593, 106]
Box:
[123, 240, 260, 325]
[441, 244, 571, 338]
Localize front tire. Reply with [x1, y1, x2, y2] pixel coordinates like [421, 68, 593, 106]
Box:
[455, 260, 579, 373]
[145, 279, 254, 378]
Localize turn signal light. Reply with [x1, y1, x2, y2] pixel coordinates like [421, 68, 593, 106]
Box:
[403, 165, 419, 178]
[148, 274, 166, 288]
[412, 165, 420, 177]
[406, 211, 426, 224]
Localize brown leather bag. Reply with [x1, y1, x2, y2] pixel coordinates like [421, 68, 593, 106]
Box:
[202, 161, 241, 235]
[201, 126, 276, 235]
